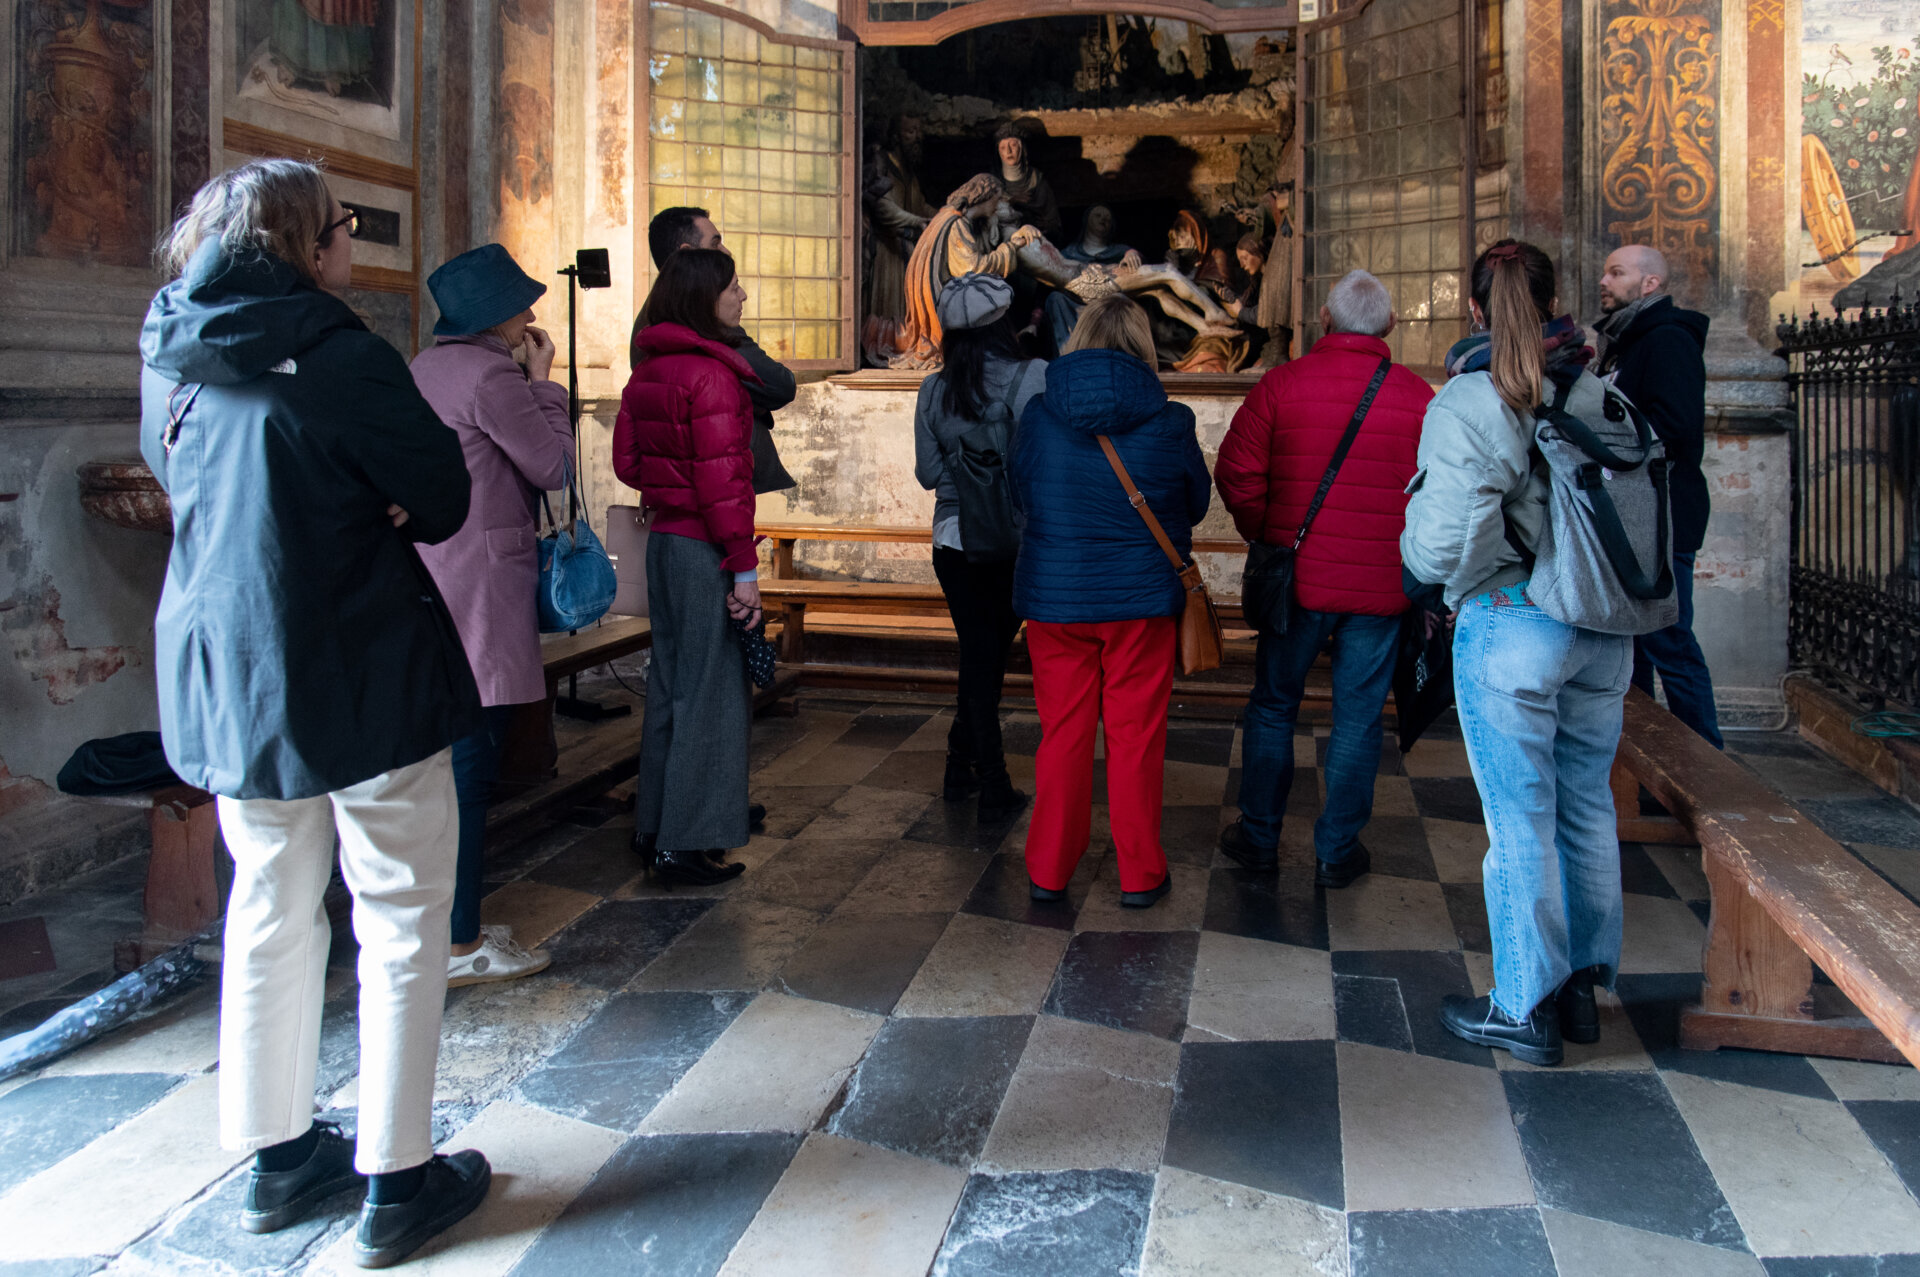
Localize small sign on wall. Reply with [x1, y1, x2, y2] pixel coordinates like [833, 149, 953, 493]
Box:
[1300, 0, 1319, 20]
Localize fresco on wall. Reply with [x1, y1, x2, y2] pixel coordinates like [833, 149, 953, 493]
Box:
[233, 0, 404, 140]
[1798, 4, 1919, 310]
[11, 0, 157, 267]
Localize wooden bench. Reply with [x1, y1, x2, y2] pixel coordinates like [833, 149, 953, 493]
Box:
[1614, 688, 1920, 1067]
[758, 520, 1248, 578]
[540, 615, 654, 691]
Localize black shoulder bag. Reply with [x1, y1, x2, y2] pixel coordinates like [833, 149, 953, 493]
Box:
[1241, 356, 1391, 635]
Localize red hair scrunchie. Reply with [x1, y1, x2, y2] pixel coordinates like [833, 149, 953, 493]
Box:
[1484, 244, 1525, 265]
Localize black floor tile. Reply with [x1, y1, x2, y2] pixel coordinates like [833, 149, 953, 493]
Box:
[1164, 725, 1234, 766]
[1846, 1100, 1920, 1200]
[1162, 805, 1225, 868]
[1349, 1207, 1556, 1277]
[1614, 973, 1838, 1099]
[0, 1073, 183, 1196]
[1202, 868, 1330, 950]
[860, 749, 948, 795]
[777, 911, 950, 1015]
[1410, 777, 1485, 824]
[906, 794, 1030, 850]
[1619, 841, 1680, 899]
[748, 785, 851, 839]
[1761, 1257, 1920, 1277]
[828, 1015, 1032, 1166]
[836, 711, 933, 750]
[1333, 950, 1491, 1067]
[121, 1168, 351, 1274]
[1360, 817, 1439, 881]
[1335, 974, 1414, 1052]
[932, 1170, 1153, 1276]
[999, 719, 1044, 757]
[961, 852, 1087, 931]
[1043, 930, 1199, 1041]
[1502, 1070, 1746, 1249]
[516, 991, 752, 1131]
[1164, 1039, 1343, 1209]
[746, 714, 815, 774]
[541, 898, 718, 990]
[510, 1131, 800, 1274]
[1441, 882, 1493, 953]
[738, 839, 892, 914]
[1798, 797, 1920, 850]
[1725, 732, 1825, 759]
[527, 824, 647, 896]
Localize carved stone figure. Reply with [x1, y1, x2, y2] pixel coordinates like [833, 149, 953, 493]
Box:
[1048, 205, 1141, 351]
[995, 123, 1062, 242]
[892, 174, 1042, 369]
[862, 115, 935, 366]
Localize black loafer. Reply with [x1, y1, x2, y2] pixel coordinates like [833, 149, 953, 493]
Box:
[1219, 820, 1279, 871]
[352, 1150, 492, 1269]
[1438, 993, 1563, 1066]
[1556, 966, 1604, 1045]
[1029, 880, 1067, 902]
[241, 1121, 363, 1234]
[1314, 844, 1371, 889]
[748, 802, 767, 831]
[1120, 875, 1172, 909]
[650, 848, 746, 888]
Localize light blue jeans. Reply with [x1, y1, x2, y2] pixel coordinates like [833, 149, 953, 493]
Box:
[1453, 600, 1632, 1019]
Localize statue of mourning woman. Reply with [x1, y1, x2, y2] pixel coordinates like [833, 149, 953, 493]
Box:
[995, 124, 1062, 243]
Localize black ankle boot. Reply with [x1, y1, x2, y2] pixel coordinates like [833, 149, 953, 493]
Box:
[943, 755, 979, 802]
[977, 771, 1028, 821]
[632, 830, 657, 869]
[1555, 966, 1604, 1045]
[1438, 992, 1564, 1066]
[649, 847, 746, 888]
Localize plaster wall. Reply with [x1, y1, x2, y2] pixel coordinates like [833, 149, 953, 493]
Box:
[1694, 424, 1792, 726]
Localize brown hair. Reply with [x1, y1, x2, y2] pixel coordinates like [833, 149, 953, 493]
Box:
[1063, 294, 1157, 366]
[640, 248, 737, 344]
[159, 159, 335, 284]
[946, 174, 1005, 213]
[1471, 239, 1557, 415]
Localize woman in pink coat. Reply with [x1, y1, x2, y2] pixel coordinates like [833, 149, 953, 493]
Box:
[614, 248, 760, 887]
[411, 244, 573, 985]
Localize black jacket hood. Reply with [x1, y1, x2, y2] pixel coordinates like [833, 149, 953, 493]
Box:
[1623, 295, 1709, 352]
[140, 241, 363, 386]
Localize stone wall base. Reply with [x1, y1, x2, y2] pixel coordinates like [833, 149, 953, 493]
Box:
[1785, 674, 1920, 811]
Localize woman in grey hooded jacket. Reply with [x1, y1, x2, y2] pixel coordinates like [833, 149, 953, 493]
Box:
[1400, 239, 1629, 1068]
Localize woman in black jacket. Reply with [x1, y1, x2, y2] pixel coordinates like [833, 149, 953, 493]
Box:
[139, 159, 490, 1266]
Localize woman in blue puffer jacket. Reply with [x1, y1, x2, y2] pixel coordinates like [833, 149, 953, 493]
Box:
[1012, 294, 1212, 911]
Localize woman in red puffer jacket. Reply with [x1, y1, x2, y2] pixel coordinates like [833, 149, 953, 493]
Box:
[613, 248, 761, 887]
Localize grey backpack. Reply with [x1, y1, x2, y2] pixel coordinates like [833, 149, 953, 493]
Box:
[1512, 369, 1680, 636]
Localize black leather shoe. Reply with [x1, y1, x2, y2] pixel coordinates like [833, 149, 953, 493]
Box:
[748, 802, 767, 831]
[1219, 821, 1279, 871]
[649, 848, 746, 889]
[1556, 966, 1604, 1045]
[1029, 880, 1067, 902]
[351, 1150, 492, 1269]
[1314, 843, 1371, 889]
[631, 830, 657, 867]
[1439, 993, 1564, 1066]
[943, 756, 980, 802]
[978, 777, 1030, 822]
[241, 1121, 362, 1234]
[1120, 874, 1172, 909]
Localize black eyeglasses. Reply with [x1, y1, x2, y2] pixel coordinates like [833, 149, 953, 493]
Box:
[318, 209, 359, 244]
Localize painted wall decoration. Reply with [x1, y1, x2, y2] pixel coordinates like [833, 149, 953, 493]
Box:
[1798, 5, 1918, 310]
[495, 0, 556, 277]
[1597, 0, 1720, 305]
[232, 0, 404, 140]
[11, 0, 157, 267]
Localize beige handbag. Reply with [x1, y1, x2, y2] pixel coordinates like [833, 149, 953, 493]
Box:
[604, 504, 652, 618]
[1095, 436, 1223, 676]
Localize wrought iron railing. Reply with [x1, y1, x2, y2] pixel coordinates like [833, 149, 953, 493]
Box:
[1780, 294, 1920, 707]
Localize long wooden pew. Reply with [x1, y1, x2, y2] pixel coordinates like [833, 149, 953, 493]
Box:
[1615, 688, 1920, 1067]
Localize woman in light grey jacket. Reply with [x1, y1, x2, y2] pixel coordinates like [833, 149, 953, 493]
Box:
[914, 273, 1046, 819]
[1401, 239, 1628, 1068]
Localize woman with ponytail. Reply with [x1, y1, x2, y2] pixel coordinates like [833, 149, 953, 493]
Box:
[1400, 240, 1630, 1067]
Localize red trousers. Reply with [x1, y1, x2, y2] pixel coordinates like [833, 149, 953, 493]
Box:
[1023, 617, 1176, 893]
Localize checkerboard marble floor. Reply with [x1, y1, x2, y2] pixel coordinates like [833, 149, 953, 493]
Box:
[4, 697, 1920, 1276]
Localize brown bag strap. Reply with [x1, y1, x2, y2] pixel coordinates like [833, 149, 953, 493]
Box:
[1096, 435, 1189, 574]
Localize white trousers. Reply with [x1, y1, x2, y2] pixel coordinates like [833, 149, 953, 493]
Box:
[216, 748, 457, 1174]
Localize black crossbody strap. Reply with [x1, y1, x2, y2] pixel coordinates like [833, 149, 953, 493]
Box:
[1293, 356, 1391, 551]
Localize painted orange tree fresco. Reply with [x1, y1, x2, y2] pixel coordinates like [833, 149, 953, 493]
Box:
[1801, 39, 1920, 278]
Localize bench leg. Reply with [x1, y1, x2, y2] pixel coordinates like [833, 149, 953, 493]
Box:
[1611, 749, 1695, 845]
[1680, 848, 1905, 1063]
[779, 602, 807, 666]
[119, 798, 223, 970]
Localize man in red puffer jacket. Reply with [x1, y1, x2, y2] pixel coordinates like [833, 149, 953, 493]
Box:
[1213, 269, 1432, 886]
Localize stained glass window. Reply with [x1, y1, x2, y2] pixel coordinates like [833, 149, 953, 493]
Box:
[644, 3, 854, 367]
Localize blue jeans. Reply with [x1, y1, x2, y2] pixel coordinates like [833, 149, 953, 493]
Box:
[1454, 601, 1632, 1019]
[450, 704, 518, 945]
[1632, 551, 1723, 748]
[1236, 609, 1402, 862]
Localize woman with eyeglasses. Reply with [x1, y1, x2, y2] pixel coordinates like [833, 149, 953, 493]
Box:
[140, 158, 492, 1265]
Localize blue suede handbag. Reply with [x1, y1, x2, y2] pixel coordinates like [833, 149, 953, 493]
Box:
[537, 464, 618, 633]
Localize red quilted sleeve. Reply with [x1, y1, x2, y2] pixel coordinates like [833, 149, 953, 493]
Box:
[683, 362, 757, 572]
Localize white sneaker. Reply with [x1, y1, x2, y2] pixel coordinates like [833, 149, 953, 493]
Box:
[447, 926, 551, 987]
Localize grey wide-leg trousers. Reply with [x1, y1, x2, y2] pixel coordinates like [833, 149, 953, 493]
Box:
[634, 530, 752, 852]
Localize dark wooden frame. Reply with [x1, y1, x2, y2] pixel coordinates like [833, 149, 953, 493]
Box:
[840, 0, 1300, 45]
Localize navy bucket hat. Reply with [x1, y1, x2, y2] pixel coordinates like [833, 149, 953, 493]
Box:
[429, 243, 547, 336]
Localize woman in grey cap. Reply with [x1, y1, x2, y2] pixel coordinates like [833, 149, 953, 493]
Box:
[914, 273, 1046, 820]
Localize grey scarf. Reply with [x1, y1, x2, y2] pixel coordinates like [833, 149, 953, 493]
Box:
[1593, 291, 1665, 375]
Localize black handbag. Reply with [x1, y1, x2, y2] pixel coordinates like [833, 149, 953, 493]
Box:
[939, 362, 1029, 564]
[1393, 609, 1455, 754]
[1241, 357, 1392, 635]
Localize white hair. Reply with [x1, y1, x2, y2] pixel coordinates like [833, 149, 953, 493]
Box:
[1325, 269, 1393, 337]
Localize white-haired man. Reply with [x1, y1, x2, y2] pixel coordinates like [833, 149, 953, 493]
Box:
[1214, 270, 1434, 885]
[1595, 245, 1721, 748]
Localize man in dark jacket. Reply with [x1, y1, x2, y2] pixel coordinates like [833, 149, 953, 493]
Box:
[1595, 245, 1722, 747]
[638, 206, 798, 493]
[1213, 270, 1431, 886]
